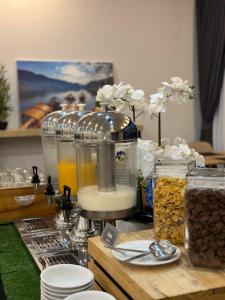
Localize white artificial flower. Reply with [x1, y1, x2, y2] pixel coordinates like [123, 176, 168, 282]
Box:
[163, 145, 184, 160]
[149, 103, 166, 116]
[128, 89, 148, 111]
[96, 89, 105, 102]
[155, 136, 205, 167]
[194, 153, 205, 168]
[130, 89, 145, 102]
[174, 137, 186, 146]
[161, 138, 170, 147]
[169, 93, 186, 104]
[101, 85, 114, 100]
[113, 83, 129, 99]
[178, 144, 192, 156]
[96, 82, 148, 120]
[171, 77, 184, 89]
[96, 85, 114, 103]
[149, 77, 194, 113]
[162, 85, 172, 97]
[149, 92, 166, 116]
[150, 92, 163, 104]
[137, 139, 155, 178]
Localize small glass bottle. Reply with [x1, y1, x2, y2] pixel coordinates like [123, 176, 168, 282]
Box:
[185, 168, 225, 269]
[153, 159, 195, 244]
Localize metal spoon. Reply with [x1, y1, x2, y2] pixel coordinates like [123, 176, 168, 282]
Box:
[122, 240, 176, 263]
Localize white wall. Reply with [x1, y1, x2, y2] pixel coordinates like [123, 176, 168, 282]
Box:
[0, 0, 196, 169]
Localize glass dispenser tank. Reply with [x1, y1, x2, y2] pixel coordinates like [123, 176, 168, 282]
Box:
[55, 111, 90, 197]
[41, 109, 67, 185]
[75, 111, 138, 220]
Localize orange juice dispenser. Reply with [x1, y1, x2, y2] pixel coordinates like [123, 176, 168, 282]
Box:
[75, 111, 138, 223]
[55, 111, 90, 200]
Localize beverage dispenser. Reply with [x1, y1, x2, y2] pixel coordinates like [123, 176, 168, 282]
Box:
[55, 111, 90, 198]
[75, 111, 138, 221]
[41, 109, 67, 186]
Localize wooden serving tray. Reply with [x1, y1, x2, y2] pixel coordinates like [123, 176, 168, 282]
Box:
[88, 229, 225, 300]
[0, 185, 57, 222]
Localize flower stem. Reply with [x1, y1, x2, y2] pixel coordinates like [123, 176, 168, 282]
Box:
[136, 111, 144, 119]
[132, 105, 136, 122]
[158, 112, 161, 147]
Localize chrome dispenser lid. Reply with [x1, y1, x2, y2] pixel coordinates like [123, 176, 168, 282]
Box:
[75, 111, 137, 143]
[41, 110, 67, 136]
[56, 111, 90, 140]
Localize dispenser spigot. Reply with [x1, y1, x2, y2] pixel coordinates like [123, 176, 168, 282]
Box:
[31, 166, 40, 193]
[45, 176, 55, 205]
[60, 185, 73, 223]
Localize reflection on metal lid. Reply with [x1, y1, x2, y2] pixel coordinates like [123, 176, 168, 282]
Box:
[55, 111, 90, 140]
[75, 111, 138, 143]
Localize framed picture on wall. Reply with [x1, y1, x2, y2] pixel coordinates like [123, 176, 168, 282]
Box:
[16, 60, 113, 129]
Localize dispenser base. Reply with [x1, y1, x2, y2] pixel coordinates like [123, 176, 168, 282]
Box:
[80, 207, 136, 220]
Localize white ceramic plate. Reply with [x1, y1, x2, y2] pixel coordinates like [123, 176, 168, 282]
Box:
[112, 240, 181, 266]
[41, 264, 94, 289]
[41, 282, 93, 297]
[42, 290, 64, 300]
[41, 280, 94, 293]
[42, 285, 94, 300]
[41, 281, 93, 294]
[65, 291, 116, 300]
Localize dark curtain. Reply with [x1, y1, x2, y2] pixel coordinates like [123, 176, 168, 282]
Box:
[196, 0, 225, 143]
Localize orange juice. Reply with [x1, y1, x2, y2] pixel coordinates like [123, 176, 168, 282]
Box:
[58, 161, 77, 195]
[58, 161, 97, 195]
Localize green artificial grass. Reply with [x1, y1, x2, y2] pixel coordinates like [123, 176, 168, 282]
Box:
[0, 224, 40, 300]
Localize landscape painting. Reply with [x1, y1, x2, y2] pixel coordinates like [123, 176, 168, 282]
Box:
[17, 61, 113, 128]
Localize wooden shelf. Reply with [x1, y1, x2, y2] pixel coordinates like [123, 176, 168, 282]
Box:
[0, 128, 41, 138]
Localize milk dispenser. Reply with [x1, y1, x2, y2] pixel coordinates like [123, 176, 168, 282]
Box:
[55, 111, 90, 198]
[75, 111, 138, 221]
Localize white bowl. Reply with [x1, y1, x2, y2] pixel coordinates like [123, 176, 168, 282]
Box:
[41, 281, 93, 295]
[42, 285, 94, 300]
[41, 264, 94, 290]
[65, 291, 116, 300]
[15, 195, 35, 206]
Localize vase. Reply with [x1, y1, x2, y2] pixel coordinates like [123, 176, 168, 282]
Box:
[0, 121, 8, 130]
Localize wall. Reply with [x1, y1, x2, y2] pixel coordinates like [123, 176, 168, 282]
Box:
[0, 0, 196, 169]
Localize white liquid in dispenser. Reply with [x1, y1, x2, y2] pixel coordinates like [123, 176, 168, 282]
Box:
[78, 185, 136, 211]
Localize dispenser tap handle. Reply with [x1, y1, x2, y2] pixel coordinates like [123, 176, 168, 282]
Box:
[63, 185, 71, 200]
[47, 175, 52, 185]
[45, 176, 55, 196]
[32, 166, 38, 176]
[31, 166, 40, 184]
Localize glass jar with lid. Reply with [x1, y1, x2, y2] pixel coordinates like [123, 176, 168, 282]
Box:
[153, 159, 195, 244]
[185, 168, 225, 268]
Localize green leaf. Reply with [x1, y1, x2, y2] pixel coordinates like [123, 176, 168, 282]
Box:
[0, 63, 12, 121]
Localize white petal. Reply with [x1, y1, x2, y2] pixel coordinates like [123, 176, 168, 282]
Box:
[130, 89, 145, 101]
[101, 85, 114, 99]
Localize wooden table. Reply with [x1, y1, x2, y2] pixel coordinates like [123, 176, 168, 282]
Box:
[88, 229, 225, 300]
[204, 154, 225, 167]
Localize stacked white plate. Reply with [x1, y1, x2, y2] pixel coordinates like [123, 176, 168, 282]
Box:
[40, 264, 94, 300]
[65, 291, 116, 300]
